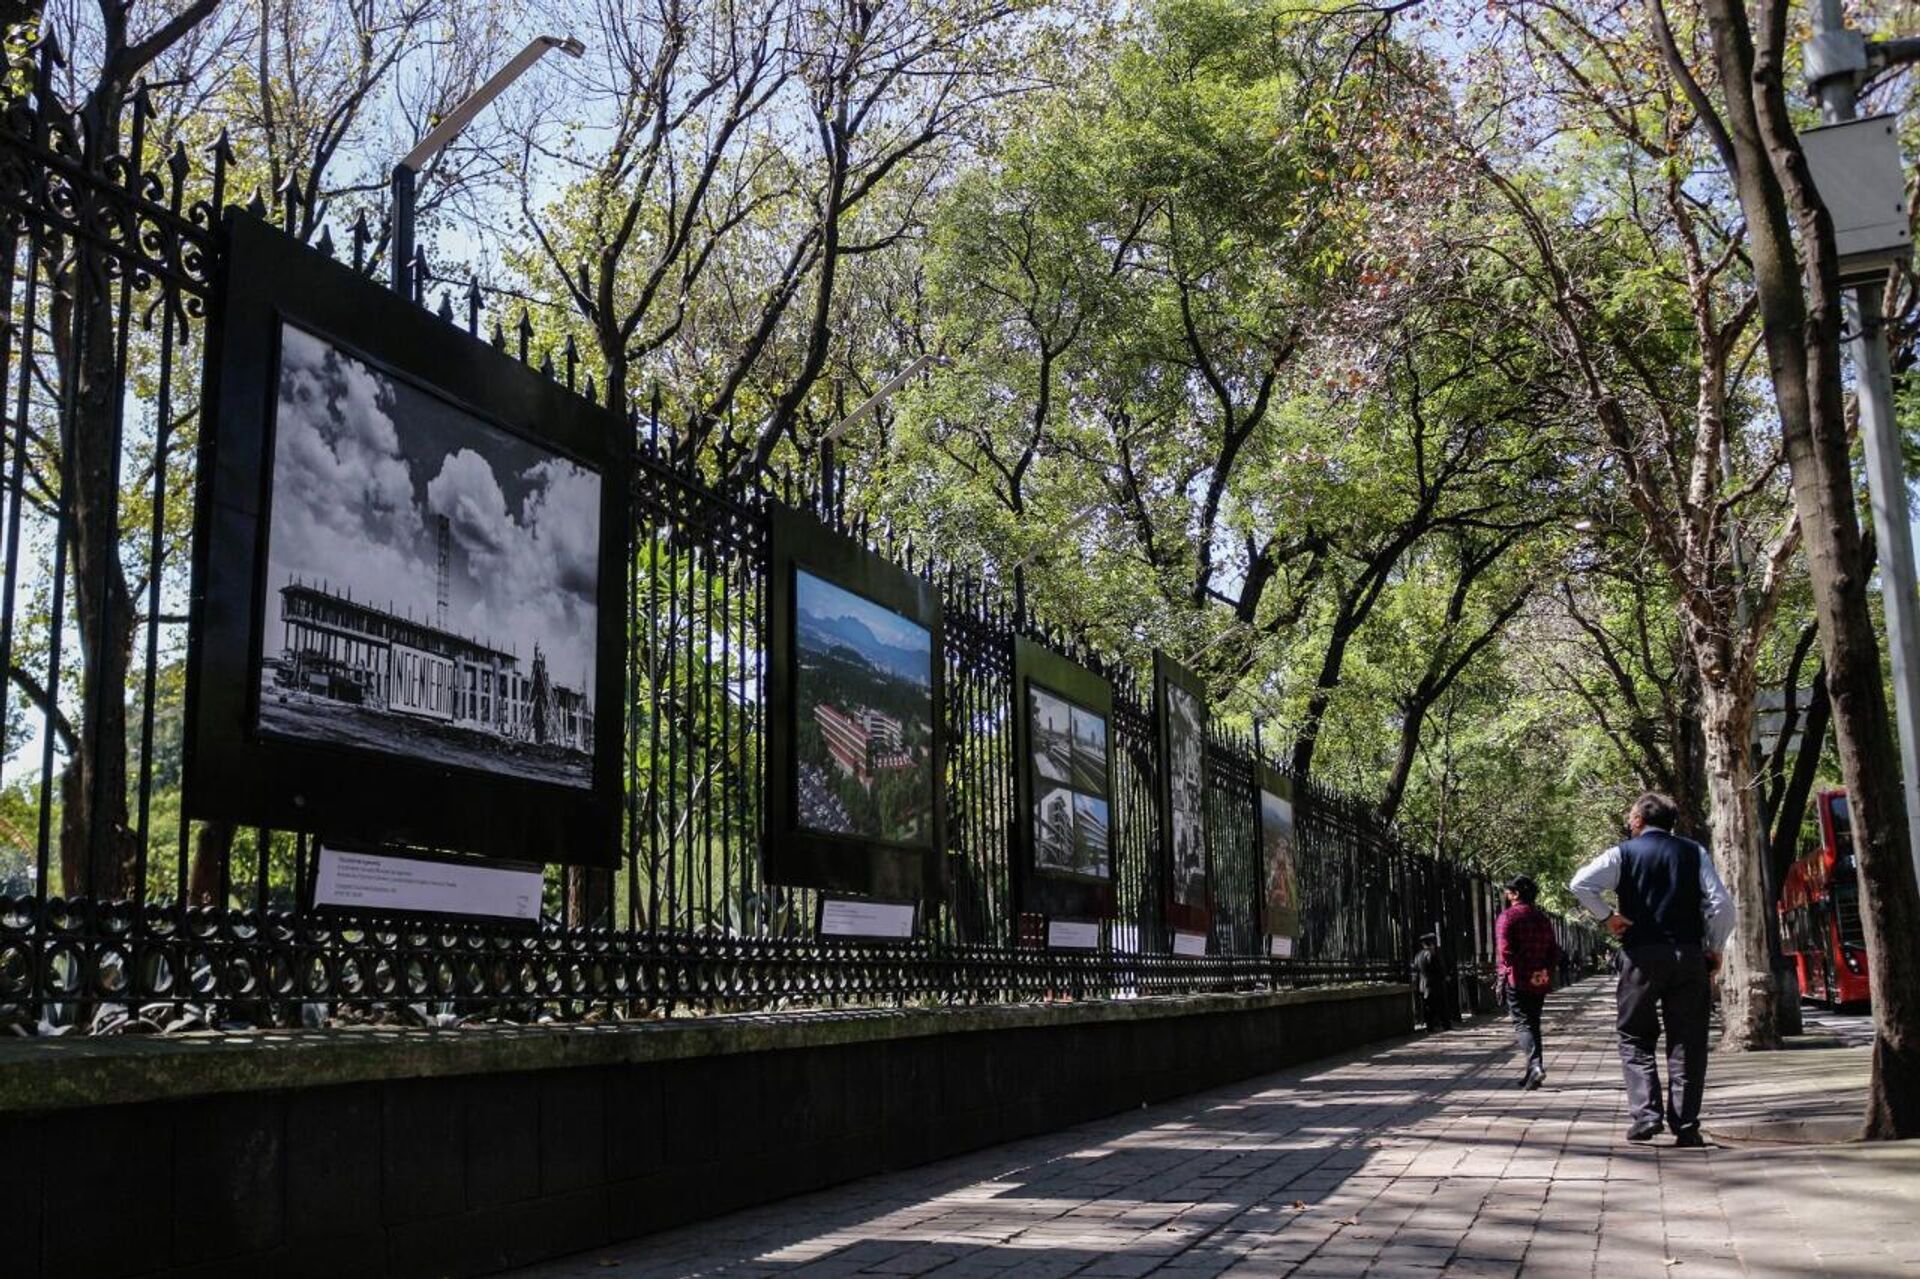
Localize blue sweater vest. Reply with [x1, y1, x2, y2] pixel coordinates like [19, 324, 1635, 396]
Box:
[1616, 830, 1706, 948]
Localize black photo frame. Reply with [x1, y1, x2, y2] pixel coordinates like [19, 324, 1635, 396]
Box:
[1011, 637, 1117, 920]
[1255, 762, 1301, 948]
[1154, 650, 1212, 938]
[765, 502, 945, 899]
[184, 212, 629, 866]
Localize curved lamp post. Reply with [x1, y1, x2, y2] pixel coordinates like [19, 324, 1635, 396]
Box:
[391, 34, 584, 297]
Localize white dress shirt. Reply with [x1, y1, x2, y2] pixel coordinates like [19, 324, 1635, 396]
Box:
[1569, 831, 1735, 952]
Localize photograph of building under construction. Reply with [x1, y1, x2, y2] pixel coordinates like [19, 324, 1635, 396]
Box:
[256, 322, 602, 789]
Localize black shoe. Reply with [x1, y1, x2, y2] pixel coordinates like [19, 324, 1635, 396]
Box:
[1626, 1121, 1664, 1143]
[1672, 1129, 1706, 1148]
[1525, 1067, 1545, 1090]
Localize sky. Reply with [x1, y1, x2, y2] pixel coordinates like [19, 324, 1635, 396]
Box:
[795, 569, 931, 658]
[265, 322, 602, 692]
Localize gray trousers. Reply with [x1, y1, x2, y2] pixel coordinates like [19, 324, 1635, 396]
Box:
[1616, 942, 1711, 1133]
[1506, 984, 1545, 1072]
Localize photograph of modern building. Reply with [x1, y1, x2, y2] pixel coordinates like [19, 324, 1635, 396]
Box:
[1073, 792, 1109, 871]
[257, 322, 601, 788]
[792, 568, 934, 845]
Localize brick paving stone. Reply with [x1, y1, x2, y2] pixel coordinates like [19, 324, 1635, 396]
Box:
[505, 983, 1920, 1279]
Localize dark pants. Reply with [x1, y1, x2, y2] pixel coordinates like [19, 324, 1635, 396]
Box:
[1506, 983, 1545, 1073]
[1419, 988, 1452, 1030]
[1616, 942, 1711, 1134]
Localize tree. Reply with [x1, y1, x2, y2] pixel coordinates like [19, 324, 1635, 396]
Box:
[1682, 0, 1920, 1134]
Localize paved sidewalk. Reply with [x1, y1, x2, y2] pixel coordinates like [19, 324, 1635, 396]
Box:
[511, 981, 1920, 1278]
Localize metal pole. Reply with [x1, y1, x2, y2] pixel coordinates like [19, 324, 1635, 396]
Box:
[390, 163, 415, 297]
[1809, 2, 1920, 887]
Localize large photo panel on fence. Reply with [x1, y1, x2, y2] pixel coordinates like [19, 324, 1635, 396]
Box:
[1154, 650, 1211, 940]
[1011, 638, 1117, 923]
[184, 212, 630, 866]
[1256, 762, 1301, 955]
[765, 503, 946, 903]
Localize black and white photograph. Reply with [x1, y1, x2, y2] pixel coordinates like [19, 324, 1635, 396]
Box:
[1071, 705, 1107, 797]
[792, 568, 936, 846]
[1033, 687, 1073, 786]
[1167, 681, 1208, 906]
[257, 321, 602, 789]
[1074, 793, 1110, 870]
[1027, 682, 1112, 880]
[1035, 782, 1077, 873]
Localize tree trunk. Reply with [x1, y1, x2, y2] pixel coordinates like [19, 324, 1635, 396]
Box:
[1766, 669, 1830, 893]
[188, 821, 234, 907]
[1673, 648, 1711, 840]
[1699, 0, 1920, 1134]
[47, 115, 137, 903]
[1697, 676, 1779, 1050]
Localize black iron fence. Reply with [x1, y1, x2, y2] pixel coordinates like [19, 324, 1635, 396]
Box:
[0, 51, 1595, 1033]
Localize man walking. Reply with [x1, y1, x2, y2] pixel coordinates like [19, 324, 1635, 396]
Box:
[1495, 875, 1558, 1089]
[1410, 933, 1455, 1030]
[1569, 792, 1735, 1147]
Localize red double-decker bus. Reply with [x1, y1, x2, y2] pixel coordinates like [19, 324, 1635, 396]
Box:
[1778, 789, 1871, 1008]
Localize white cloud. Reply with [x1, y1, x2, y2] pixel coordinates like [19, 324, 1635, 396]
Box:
[264, 324, 602, 699]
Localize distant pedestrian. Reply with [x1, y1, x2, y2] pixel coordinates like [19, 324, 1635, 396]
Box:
[1410, 933, 1455, 1030]
[1496, 874, 1559, 1089]
[1569, 792, 1734, 1148]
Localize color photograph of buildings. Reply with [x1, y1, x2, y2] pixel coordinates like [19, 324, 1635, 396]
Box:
[1261, 787, 1299, 935]
[791, 569, 934, 845]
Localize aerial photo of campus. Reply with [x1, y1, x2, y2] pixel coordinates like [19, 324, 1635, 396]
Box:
[792, 569, 935, 845]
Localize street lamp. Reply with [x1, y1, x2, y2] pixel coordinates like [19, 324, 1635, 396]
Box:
[816, 352, 950, 502]
[391, 34, 584, 297]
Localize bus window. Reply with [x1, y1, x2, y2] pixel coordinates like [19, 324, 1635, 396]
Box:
[1829, 793, 1852, 847]
[1834, 878, 1866, 949]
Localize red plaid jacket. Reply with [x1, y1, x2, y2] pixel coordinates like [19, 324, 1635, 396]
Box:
[1496, 903, 1559, 989]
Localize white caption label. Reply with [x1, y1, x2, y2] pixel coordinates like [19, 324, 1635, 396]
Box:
[1172, 930, 1208, 957]
[314, 846, 542, 922]
[820, 897, 916, 939]
[1047, 919, 1101, 950]
[1269, 935, 1295, 958]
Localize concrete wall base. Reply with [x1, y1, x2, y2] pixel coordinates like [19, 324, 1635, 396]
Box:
[0, 984, 1412, 1279]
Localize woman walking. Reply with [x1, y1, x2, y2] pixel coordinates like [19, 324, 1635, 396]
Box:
[1496, 874, 1561, 1089]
